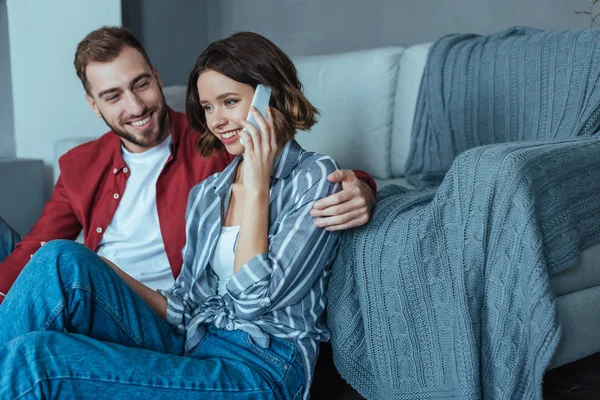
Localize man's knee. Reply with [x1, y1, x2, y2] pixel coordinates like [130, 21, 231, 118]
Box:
[32, 240, 95, 268]
[35, 239, 81, 258]
[27, 240, 94, 281]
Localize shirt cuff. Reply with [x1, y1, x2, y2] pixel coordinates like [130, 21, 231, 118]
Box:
[226, 252, 272, 300]
[353, 169, 377, 194]
[157, 289, 185, 328]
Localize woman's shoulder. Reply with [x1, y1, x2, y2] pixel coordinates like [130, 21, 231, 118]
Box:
[295, 150, 340, 181]
[285, 150, 341, 197]
[188, 171, 221, 201]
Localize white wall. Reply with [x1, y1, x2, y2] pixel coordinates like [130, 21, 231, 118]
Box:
[7, 0, 121, 193]
[0, 1, 14, 158]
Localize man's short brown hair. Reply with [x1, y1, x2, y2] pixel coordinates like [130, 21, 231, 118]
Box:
[74, 26, 152, 95]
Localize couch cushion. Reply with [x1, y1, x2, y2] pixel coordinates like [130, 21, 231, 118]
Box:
[391, 43, 432, 177]
[550, 284, 600, 368]
[292, 47, 405, 180]
[550, 243, 600, 297]
[163, 85, 187, 113]
[374, 177, 415, 191]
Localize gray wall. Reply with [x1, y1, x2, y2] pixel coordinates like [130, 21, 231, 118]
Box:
[0, 0, 15, 158]
[211, 0, 595, 57]
[123, 0, 596, 85]
[122, 0, 214, 86]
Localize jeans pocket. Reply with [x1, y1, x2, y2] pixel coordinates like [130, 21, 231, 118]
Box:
[244, 334, 296, 377]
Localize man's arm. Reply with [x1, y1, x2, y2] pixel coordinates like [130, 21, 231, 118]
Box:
[310, 169, 377, 231]
[0, 174, 82, 302]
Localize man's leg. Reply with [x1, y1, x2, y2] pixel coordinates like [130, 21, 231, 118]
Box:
[0, 239, 183, 354]
[0, 240, 306, 399]
[0, 216, 21, 263]
[0, 330, 306, 400]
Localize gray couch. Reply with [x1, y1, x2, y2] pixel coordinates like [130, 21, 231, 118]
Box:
[55, 44, 600, 370]
[0, 158, 45, 236]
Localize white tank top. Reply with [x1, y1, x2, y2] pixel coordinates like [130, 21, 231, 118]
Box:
[210, 225, 241, 295]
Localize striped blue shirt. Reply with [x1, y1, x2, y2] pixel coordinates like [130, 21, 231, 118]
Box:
[158, 139, 341, 394]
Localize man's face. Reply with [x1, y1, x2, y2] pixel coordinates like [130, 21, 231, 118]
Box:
[85, 46, 169, 153]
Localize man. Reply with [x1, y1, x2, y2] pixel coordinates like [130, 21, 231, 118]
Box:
[0, 26, 376, 303]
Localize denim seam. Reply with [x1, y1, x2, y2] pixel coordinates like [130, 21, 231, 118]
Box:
[40, 298, 67, 331]
[292, 385, 305, 400]
[67, 283, 145, 348]
[14, 376, 279, 398]
[244, 334, 289, 370]
[284, 348, 306, 399]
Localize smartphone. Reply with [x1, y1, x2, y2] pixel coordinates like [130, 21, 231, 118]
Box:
[241, 84, 272, 146]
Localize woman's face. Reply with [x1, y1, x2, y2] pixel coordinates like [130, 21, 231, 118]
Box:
[197, 70, 255, 155]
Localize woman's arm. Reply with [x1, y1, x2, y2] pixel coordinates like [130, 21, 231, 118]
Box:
[100, 256, 168, 319]
[233, 188, 270, 273]
[157, 181, 214, 332]
[226, 159, 341, 319]
[229, 108, 341, 319]
[233, 106, 278, 272]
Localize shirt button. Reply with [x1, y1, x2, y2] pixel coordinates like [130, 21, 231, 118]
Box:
[113, 168, 118, 174]
[260, 301, 266, 306]
[96, 227, 103, 233]
[226, 323, 233, 330]
[123, 167, 129, 173]
[113, 193, 120, 199]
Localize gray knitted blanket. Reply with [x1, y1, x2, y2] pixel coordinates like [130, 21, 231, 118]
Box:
[327, 28, 600, 400]
[405, 27, 600, 186]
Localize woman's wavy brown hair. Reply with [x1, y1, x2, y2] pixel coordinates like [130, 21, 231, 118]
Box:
[186, 32, 319, 157]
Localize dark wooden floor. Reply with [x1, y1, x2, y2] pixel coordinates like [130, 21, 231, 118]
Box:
[544, 353, 600, 399]
[311, 343, 600, 399]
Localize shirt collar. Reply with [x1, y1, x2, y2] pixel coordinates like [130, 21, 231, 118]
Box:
[212, 139, 303, 196]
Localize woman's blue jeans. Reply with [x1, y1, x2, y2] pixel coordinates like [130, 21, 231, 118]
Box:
[0, 240, 305, 399]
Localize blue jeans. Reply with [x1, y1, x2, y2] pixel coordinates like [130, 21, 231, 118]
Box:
[0, 215, 21, 263]
[0, 240, 305, 399]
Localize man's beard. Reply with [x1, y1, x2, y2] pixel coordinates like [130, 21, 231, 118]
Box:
[101, 99, 169, 149]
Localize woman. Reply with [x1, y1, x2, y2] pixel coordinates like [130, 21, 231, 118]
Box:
[0, 32, 340, 400]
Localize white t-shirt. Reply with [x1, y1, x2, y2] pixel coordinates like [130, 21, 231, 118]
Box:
[97, 135, 174, 290]
[209, 225, 240, 295]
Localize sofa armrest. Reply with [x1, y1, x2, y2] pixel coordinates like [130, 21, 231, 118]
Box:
[0, 159, 45, 235]
[445, 136, 600, 275]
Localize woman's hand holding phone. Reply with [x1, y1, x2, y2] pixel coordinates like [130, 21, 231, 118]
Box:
[238, 105, 278, 193]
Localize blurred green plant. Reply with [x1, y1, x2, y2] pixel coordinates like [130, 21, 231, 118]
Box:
[575, 0, 600, 26]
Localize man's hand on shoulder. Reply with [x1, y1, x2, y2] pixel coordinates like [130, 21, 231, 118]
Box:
[310, 169, 376, 231]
